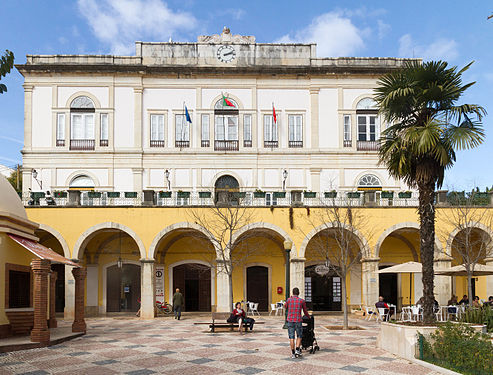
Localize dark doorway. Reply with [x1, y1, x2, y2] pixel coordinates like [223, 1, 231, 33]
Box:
[173, 263, 211, 312]
[51, 264, 65, 313]
[246, 266, 269, 311]
[106, 264, 141, 312]
[304, 265, 342, 311]
[215, 175, 240, 205]
[379, 266, 398, 306]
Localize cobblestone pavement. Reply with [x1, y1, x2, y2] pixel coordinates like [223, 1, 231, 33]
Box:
[0, 315, 440, 375]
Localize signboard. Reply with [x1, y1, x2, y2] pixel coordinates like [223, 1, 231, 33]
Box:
[315, 264, 330, 276]
[155, 266, 165, 303]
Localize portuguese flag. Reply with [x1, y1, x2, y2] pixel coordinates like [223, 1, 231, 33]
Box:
[222, 94, 235, 107]
[272, 103, 277, 123]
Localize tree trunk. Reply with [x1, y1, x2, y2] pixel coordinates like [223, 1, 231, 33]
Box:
[418, 179, 436, 324]
[341, 273, 348, 330]
[467, 271, 473, 308]
[228, 273, 234, 312]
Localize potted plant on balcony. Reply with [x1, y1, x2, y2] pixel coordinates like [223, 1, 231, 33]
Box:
[88, 191, 102, 198]
[303, 191, 316, 198]
[199, 191, 211, 198]
[347, 192, 361, 199]
[380, 191, 394, 199]
[324, 190, 337, 198]
[53, 191, 67, 198]
[273, 191, 286, 198]
[107, 192, 120, 198]
[398, 191, 412, 199]
[232, 191, 246, 199]
[158, 191, 171, 198]
[253, 189, 266, 198]
[124, 192, 138, 198]
[177, 190, 190, 198]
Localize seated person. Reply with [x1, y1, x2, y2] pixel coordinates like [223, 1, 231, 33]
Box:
[375, 296, 392, 320]
[416, 296, 425, 306]
[447, 295, 458, 305]
[486, 296, 493, 307]
[472, 296, 482, 308]
[458, 295, 469, 305]
[228, 302, 255, 333]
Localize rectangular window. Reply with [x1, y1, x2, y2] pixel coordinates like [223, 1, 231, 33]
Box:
[100, 113, 109, 146]
[201, 114, 210, 147]
[56, 113, 65, 146]
[71, 113, 94, 139]
[150, 114, 165, 147]
[9, 270, 30, 308]
[343, 114, 352, 147]
[263, 115, 278, 147]
[357, 115, 367, 141]
[288, 114, 303, 147]
[357, 115, 378, 142]
[243, 114, 252, 147]
[175, 114, 190, 147]
[265, 192, 278, 206]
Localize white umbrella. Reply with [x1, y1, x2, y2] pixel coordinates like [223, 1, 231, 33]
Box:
[435, 264, 493, 277]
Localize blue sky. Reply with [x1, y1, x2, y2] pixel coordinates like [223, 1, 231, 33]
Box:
[1, 0, 492, 190]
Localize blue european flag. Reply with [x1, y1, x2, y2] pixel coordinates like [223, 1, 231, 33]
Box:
[185, 106, 192, 123]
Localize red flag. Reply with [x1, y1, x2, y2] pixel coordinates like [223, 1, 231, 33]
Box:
[272, 103, 277, 123]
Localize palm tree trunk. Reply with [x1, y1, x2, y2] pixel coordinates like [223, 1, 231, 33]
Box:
[418, 179, 436, 324]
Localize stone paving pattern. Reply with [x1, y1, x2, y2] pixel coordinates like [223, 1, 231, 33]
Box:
[0, 316, 440, 374]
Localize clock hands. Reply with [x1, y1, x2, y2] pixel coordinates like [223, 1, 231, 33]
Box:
[223, 51, 234, 56]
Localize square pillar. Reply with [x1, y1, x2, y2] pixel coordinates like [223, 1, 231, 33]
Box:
[72, 267, 87, 333]
[140, 259, 155, 319]
[361, 257, 379, 306]
[48, 271, 57, 328]
[434, 258, 452, 305]
[30, 259, 51, 344]
[216, 260, 231, 312]
[290, 258, 306, 299]
[64, 263, 76, 320]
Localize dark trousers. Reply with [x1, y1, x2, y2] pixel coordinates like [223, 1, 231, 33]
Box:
[174, 305, 181, 319]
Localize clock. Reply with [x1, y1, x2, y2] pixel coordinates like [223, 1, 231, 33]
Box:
[217, 45, 236, 63]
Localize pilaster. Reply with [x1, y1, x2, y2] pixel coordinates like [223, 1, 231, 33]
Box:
[30, 259, 50, 344]
[434, 257, 452, 305]
[309, 168, 321, 193]
[216, 260, 231, 312]
[64, 263, 76, 320]
[134, 87, 143, 149]
[24, 84, 33, 150]
[361, 257, 380, 306]
[140, 259, 156, 319]
[72, 267, 87, 333]
[309, 88, 320, 149]
[132, 168, 144, 193]
[290, 257, 306, 299]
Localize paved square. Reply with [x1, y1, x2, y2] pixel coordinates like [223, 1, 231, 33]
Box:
[0, 316, 440, 374]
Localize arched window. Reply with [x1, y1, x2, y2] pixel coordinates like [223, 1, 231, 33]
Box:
[214, 97, 239, 151]
[214, 175, 240, 205]
[69, 175, 95, 189]
[356, 97, 379, 149]
[70, 96, 95, 150]
[356, 97, 377, 110]
[358, 174, 381, 188]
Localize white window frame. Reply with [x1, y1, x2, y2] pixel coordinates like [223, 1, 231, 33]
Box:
[150, 114, 165, 142]
[263, 115, 278, 142]
[288, 114, 303, 142]
[100, 113, 109, 141]
[201, 114, 210, 142]
[243, 114, 252, 143]
[214, 114, 238, 141]
[70, 113, 94, 140]
[343, 115, 351, 141]
[175, 114, 190, 142]
[56, 113, 65, 141]
[357, 114, 379, 142]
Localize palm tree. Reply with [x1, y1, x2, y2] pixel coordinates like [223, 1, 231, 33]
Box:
[375, 61, 486, 323]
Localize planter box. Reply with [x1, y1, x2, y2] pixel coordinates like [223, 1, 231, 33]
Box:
[53, 191, 67, 198]
[304, 192, 316, 198]
[398, 192, 412, 198]
[253, 192, 266, 198]
[107, 192, 120, 198]
[31, 192, 45, 199]
[159, 191, 172, 198]
[324, 192, 337, 198]
[199, 191, 211, 198]
[377, 322, 486, 361]
[233, 192, 246, 198]
[381, 192, 394, 199]
[124, 192, 138, 198]
[273, 192, 286, 198]
[87, 192, 101, 198]
[347, 192, 360, 199]
[177, 192, 190, 198]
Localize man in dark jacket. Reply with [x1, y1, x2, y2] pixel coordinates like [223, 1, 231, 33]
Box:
[172, 288, 184, 320]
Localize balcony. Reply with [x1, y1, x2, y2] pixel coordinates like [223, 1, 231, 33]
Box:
[288, 141, 303, 148]
[214, 140, 239, 151]
[343, 140, 352, 147]
[264, 141, 278, 148]
[201, 140, 210, 147]
[56, 139, 65, 147]
[70, 139, 95, 150]
[175, 140, 190, 148]
[243, 140, 252, 147]
[150, 140, 165, 147]
[100, 139, 109, 147]
[357, 141, 379, 151]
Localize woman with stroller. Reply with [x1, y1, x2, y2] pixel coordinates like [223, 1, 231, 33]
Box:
[229, 302, 255, 334]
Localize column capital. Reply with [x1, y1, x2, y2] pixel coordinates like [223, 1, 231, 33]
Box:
[434, 255, 453, 262]
[72, 266, 87, 279]
[361, 257, 380, 263]
[484, 257, 493, 263]
[133, 87, 144, 94]
[23, 84, 34, 92]
[309, 87, 320, 94]
[30, 258, 51, 272]
[290, 257, 306, 263]
[140, 258, 155, 264]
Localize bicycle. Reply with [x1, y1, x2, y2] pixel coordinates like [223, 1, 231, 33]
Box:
[155, 300, 173, 315]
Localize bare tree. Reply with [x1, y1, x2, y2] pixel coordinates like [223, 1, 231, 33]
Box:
[437, 190, 493, 306]
[304, 196, 372, 329]
[187, 201, 259, 312]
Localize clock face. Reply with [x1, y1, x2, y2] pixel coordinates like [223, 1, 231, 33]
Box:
[217, 45, 236, 63]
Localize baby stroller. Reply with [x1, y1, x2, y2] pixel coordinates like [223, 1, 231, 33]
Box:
[301, 315, 320, 354]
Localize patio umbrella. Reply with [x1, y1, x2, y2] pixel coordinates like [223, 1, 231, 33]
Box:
[435, 264, 493, 277]
[378, 262, 423, 305]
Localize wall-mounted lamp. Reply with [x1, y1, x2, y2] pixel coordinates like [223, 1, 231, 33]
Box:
[32, 169, 43, 190]
[282, 169, 288, 191]
[165, 169, 171, 190]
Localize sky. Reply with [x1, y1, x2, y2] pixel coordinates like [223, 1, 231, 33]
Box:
[0, 0, 492, 190]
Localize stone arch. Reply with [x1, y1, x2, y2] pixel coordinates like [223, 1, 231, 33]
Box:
[351, 94, 376, 110]
[210, 93, 244, 110]
[65, 170, 101, 189]
[299, 222, 370, 259]
[37, 223, 71, 258]
[65, 91, 102, 109]
[209, 170, 245, 189]
[149, 222, 219, 260]
[102, 259, 141, 314]
[73, 222, 146, 260]
[374, 222, 444, 258]
[354, 170, 385, 189]
[232, 222, 296, 255]
[446, 221, 493, 259]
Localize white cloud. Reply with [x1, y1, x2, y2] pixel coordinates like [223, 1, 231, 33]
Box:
[0, 135, 23, 145]
[398, 34, 459, 61]
[77, 0, 197, 54]
[276, 11, 365, 57]
[377, 20, 390, 40]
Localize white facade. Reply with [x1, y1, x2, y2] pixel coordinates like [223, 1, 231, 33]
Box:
[18, 28, 416, 197]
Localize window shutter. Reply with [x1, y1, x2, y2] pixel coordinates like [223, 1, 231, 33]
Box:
[272, 116, 278, 142]
[264, 115, 271, 142]
[100, 113, 109, 140]
[201, 114, 210, 141]
[158, 115, 164, 141]
[57, 113, 65, 140]
[288, 115, 295, 141]
[243, 115, 251, 141]
[344, 115, 351, 141]
[175, 114, 183, 141]
[296, 115, 302, 141]
[227, 116, 238, 140]
[71, 114, 83, 139]
[215, 115, 225, 140]
[85, 114, 95, 139]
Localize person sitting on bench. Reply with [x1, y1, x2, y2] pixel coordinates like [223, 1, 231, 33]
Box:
[228, 302, 255, 333]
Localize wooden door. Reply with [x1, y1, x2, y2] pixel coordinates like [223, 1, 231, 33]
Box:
[247, 266, 269, 311]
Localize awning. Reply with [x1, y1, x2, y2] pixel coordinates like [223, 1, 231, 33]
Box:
[8, 233, 80, 267]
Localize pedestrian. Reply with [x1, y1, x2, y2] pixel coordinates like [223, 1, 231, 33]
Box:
[284, 287, 309, 359]
[172, 288, 184, 320]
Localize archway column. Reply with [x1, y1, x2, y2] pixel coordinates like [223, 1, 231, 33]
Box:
[64, 262, 77, 320]
[361, 257, 379, 306]
[485, 257, 493, 297]
[434, 257, 452, 305]
[140, 259, 155, 319]
[48, 271, 57, 328]
[72, 267, 87, 333]
[216, 259, 231, 312]
[30, 259, 50, 344]
[290, 258, 305, 298]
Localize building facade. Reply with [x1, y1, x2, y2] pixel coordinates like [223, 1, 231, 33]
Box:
[15, 29, 493, 319]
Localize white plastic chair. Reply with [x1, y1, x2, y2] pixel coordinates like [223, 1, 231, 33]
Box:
[270, 303, 282, 316]
[400, 306, 412, 321]
[364, 306, 375, 321]
[376, 308, 389, 322]
[250, 302, 260, 316]
[411, 305, 422, 321]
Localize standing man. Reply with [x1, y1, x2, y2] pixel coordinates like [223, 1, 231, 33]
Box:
[284, 287, 309, 358]
[172, 288, 184, 320]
